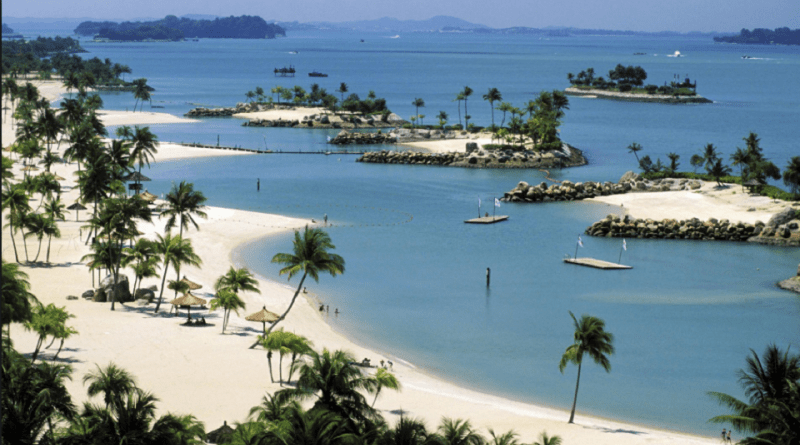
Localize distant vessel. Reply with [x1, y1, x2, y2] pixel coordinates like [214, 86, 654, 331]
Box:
[308, 71, 328, 77]
[360, 39, 365, 43]
[390, 35, 400, 39]
[633, 52, 647, 55]
[192, 37, 199, 42]
[288, 50, 298, 54]
[742, 55, 752, 59]
[669, 50, 682, 57]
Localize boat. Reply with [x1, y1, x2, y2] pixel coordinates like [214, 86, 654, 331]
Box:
[288, 50, 298, 54]
[633, 52, 647, 55]
[308, 71, 328, 77]
[742, 55, 752, 59]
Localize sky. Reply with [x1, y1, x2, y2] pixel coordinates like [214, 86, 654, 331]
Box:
[3, 0, 799, 32]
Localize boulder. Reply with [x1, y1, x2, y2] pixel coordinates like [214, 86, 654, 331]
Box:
[619, 171, 640, 183]
[95, 274, 133, 303]
[82, 289, 95, 300]
[466, 142, 479, 154]
[768, 208, 799, 227]
[134, 288, 156, 302]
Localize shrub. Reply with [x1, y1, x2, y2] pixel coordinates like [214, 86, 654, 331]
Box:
[618, 84, 633, 92]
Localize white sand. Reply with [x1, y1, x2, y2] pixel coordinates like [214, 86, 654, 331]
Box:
[233, 106, 330, 122]
[588, 182, 792, 224]
[399, 134, 494, 153]
[96, 109, 198, 127]
[3, 80, 722, 444]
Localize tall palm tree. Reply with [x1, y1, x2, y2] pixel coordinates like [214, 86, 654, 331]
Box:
[626, 142, 643, 163]
[152, 233, 202, 313]
[783, 156, 800, 198]
[497, 102, 512, 128]
[35, 106, 64, 154]
[123, 237, 159, 295]
[434, 418, 484, 445]
[708, 159, 733, 186]
[412, 98, 425, 128]
[1, 260, 39, 338]
[454, 92, 465, 127]
[261, 226, 345, 339]
[730, 147, 750, 190]
[558, 311, 615, 424]
[370, 367, 401, 408]
[262, 329, 294, 384]
[209, 289, 246, 334]
[437, 110, 448, 128]
[159, 180, 208, 238]
[2, 183, 32, 263]
[461, 86, 473, 129]
[700, 143, 720, 171]
[130, 126, 158, 191]
[83, 362, 138, 408]
[708, 345, 800, 445]
[338, 83, 349, 105]
[132, 78, 151, 112]
[286, 332, 314, 383]
[667, 152, 681, 173]
[215, 266, 260, 295]
[483, 88, 502, 129]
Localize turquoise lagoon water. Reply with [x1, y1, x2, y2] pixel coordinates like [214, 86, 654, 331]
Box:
[67, 31, 800, 435]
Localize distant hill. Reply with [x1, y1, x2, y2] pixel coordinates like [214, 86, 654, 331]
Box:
[75, 15, 285, 39]
[2, 23, 14, 33]
[714, 27, 799, 45]
[280, 15, 489, 33]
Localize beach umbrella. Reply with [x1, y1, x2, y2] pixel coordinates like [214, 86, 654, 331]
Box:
[52, 174, 66, 181]
[140, 191, 157, 203]
[180, 275, 203, 291]
[21, 165, 39, 172]
[169, 292, 207, 322]
[206, 421, 235, 444]
[67, 201, 87, 221]
[245, 305, 280, 334]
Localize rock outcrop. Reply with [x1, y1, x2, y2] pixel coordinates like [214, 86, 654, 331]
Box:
[93, 274, 133, 303]
[503, 172, 702, 203]
[748, 207, 800, 246]
[585, 214, 761, 242]
[357, 143, 586, 169]
[565, 87, 712, 104]
[185, 102, 263, 117]
[777, 263, 800, 293]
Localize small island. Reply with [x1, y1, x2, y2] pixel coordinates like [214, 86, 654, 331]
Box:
[564, 64, 711, 104]
[714, 27, 800, 46]
[76, 15, 286, 41]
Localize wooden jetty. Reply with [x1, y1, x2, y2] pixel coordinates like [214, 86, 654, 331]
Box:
[564, 257, 632, 270]
[464, 215, 509, 224]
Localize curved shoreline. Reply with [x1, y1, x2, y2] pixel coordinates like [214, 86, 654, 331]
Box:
[565, 87, 712, 104]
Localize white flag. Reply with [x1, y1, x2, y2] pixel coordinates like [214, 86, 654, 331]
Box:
[623, 239, 627, 251]
[478, 197, 481, 207]
[578, 236, 584, 248]
[494, 198, 501, 207]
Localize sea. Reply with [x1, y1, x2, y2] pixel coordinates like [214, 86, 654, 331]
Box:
[17, 26, 800, 436]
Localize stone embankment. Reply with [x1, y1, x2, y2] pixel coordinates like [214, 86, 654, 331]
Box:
[585, 206, 800, 245]
[329, 131, 395, 145]
[357, 143, 587, 169]
[503, 171, 702, 203]
[244, 112, 399, 129]
[564, 87, 712, 104]
[185, 102, 266, 117]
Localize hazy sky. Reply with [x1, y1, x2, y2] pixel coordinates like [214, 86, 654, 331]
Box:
[3, 0, 799, 32]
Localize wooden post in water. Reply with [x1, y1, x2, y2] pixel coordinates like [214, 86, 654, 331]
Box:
[486, 267, 491, 287]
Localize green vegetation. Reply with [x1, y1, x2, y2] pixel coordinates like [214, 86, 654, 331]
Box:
[714, 27, 800, 45]
[76, 15, 286, 39]
[1, 37, 85, 77]
[708, 345, 799, 445]
[568, 64, 698, 96]
[98, 25, 184, 42]
[248, 83, 390, 116]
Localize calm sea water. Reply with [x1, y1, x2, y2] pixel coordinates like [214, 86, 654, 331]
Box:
[45, 30, 800, 435]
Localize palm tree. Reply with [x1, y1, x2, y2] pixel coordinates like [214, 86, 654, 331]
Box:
[558, 311, 615, 424]
[159, 180, 208, 238]
[261, 226, 345, 339]
[24, 303, 73, 362]
[3, 183, 32, 263]
[245, 90, 256, 103]
[437, 110, 448, 128]
[279, 348, 376, 423]
[130, 126, 158, 191]
[123, 237, 159, 295]
[255, 86, 265, 103]
[483, 88, 502, 129]
[454, 92, 465, 127]
[83, 362, 138, 408]
[497, 102, 512, 128]
[35, 106, 64, 154]
[210, 289, 246, 334]
[262, 329, 294, 383]
[700, 143, 720, 171]
[152, 233, 202, 313]
[626, 142, 643, 163]
[708, 159, 733, 186]
[412, 98, 425, 128]
[379, 415, 432, 445]
[215, 266, 260, 295]
[487, 428, 520, 445]
[370, 367, 401, 408]
[461, 86, 473, 129]
[730, 147, 749, 187]
[531, 431, 562, 445]
[248, 392, 300, 423]
[285, 332, 314, 383]
[783, 156, 800, 198]
[667, 152, 680, 173]
[434, 418, 484, 445]
[1, 260, 39, 338]
[132, 78, 151, 112]
[708, 345, 800, 445]
[338, 82, 349, 104]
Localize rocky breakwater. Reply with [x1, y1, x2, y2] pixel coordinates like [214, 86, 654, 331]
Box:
[564, 87, 712, 104]
[585, 214, 761, 241]
[585, 206, 800, 245]
[358, 141, 587, 169]
[503, 171, 702, 203]
[185, 101, 262, 117]
[243, 111, 403, 129]
[329, 130, 396, 145]
[777, 263, 800, 293]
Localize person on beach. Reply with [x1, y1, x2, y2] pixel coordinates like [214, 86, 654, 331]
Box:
[727, 431, 731, 443]
[335, 308, 339, 315]
[721, 429, 726, 442]
[324, 213, 328, 225]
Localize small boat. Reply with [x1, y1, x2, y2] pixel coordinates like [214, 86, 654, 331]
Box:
[669, 50, 682, 57]
[360, 39, 365, 42]
[742, 55, 752, 59]
[288, 50, 298, 54]
[192, 37, 199, 42]
[308, 71, 328, 77]
[633, 52, 646, 55]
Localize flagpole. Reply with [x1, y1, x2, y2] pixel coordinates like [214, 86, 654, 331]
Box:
[493, 197, 496, 221]
[478, 198, 481, 218]
[574, 240, 579, 259]
[618, 246, 623, 264]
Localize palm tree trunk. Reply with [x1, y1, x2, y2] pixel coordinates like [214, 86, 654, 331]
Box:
[287, 353, 298, 382]
[568, 360, 582, 424]
[53, 338, 65, 361]
[250, 273, 307, 348]
[33, 236, 43, 262]
[22, 230, 30, 262]
[278, 353, 284, 384]
[372, 388, 382, 408]
[9, 223, 20, 263]
[267, 355, 274, 383]
[154, 262, 171, 313]
[46, 233, 52, 263]
[31, 336, 44, 363]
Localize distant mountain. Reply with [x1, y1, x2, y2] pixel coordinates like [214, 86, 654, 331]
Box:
[2, 23, 14, 34]
[279, 15, 489, 33]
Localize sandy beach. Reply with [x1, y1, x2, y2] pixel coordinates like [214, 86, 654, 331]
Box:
[588, 182, 794, 225]
[233, 106, 330, 122]
[398, 132, 494, 153]
[3, 80, 726, 444]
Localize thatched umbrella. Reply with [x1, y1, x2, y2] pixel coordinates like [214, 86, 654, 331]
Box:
[245, 305, 280, 335]
[52, 174, 66, 181]
[67, 202, 88, 221]
[140, 191, 157, 203]
[21, 165, 39, 172]
[180, 276, 202, 291]
[206, 421, 235, 444]
[170, 292, 207, 322]
[123, 171, 152, 182]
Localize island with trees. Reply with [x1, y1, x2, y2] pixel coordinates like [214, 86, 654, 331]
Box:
[564, 64, 712, 104]
[714, 27, 800, 45]
[75, 15, 286, 40]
